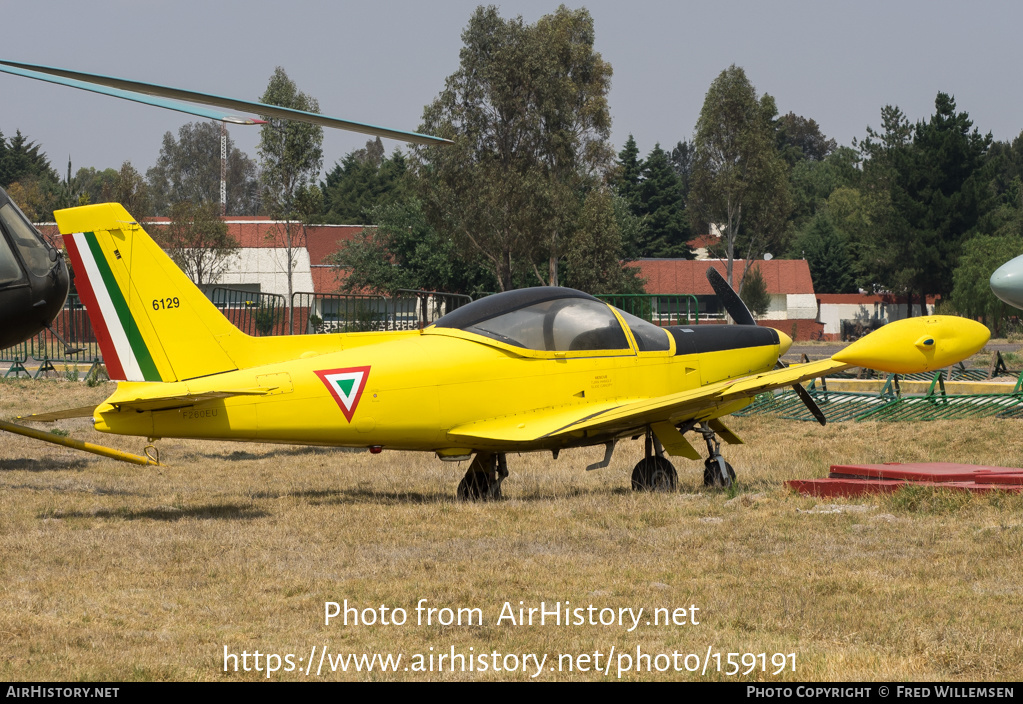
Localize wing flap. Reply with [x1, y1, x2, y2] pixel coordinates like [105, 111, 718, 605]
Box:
[447, 401, 624, 444]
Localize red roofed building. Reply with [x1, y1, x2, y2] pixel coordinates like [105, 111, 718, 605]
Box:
[37, 217, 368, 335]
[631, 258, 817, 316]
[39, 217, 367, 299]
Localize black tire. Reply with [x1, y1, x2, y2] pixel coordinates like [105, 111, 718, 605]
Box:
[703, 458, 736, 488]
[457, 471, 501, 501]
[631, 456, 678, 492]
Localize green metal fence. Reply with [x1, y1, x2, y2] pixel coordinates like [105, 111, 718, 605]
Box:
[292, 290, 472, 333]
[1, 339, 30, 378]
[0, 294, 103, 379]
[292, 292, 390, 333]
[393, 289, 472, 330]
[597, 294, 699, 326]
[736, 370, 1023, 423]
[211, 287, 288, 336]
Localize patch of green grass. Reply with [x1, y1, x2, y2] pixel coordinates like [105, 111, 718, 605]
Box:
[882, 485, 977, 515]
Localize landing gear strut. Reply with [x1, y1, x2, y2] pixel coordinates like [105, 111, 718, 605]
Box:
[631, 429, 678, 492]
[457, 452, 508, 501]
[699, 422, 735, 488]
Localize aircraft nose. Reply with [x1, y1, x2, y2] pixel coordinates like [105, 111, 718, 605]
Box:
[776, 330, 793, 356]
[990, 254, 1023, 310]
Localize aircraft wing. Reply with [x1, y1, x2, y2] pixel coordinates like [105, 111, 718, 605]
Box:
[448, 359, 846, 445]
[540, 359, 847, 440]
[449, 313, 991, 446]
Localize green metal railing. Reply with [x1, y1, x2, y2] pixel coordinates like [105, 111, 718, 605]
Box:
[393, 289, 472, 330]
[292, 290, 472, 333]
[292, 292, 389, 333]
[211, 287, 287, 336]
[597, 294, 699, 326]
[737, 370, 1023, 423]
[1, 340, 30, 378]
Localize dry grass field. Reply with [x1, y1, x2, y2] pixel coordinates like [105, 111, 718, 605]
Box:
[3, 377, 1023, 682]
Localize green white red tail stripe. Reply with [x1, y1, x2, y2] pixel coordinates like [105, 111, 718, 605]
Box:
[63, 231, 161, 382]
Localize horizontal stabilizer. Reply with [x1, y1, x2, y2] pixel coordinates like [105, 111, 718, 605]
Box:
[19, 406, 98, 422]
[105, 389, 271, 413]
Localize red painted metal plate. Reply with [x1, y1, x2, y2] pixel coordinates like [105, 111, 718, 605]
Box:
[828, 462, 1023, 482]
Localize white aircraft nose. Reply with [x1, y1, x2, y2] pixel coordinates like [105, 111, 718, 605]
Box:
[990, 254, 1023, 309]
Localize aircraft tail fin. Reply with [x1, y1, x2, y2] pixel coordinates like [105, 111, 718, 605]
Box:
[55, 203, 244, 383]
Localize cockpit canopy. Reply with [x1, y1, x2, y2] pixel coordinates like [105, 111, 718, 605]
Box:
[0, 188, 57, 287]
[432, 287, 670, 353]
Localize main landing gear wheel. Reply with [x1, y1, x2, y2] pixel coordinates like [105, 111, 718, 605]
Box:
[631, 429, 678, 492]
[457, 452, 508, 501]
[703, 457, 736, 488]
[631, 456, 678, 492]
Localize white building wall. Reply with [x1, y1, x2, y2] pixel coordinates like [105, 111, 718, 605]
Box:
[761, 294, 789, 320]
[786, 293, 818, 320]
[818, 301, 936, 335]
[216, 248, 315, 298]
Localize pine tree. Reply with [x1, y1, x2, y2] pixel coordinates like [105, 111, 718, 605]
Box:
[615, 135, 642, 209]
[794, 212, 857, 294]
[635, 144, 692, 258]
[739, 264, 771, 317]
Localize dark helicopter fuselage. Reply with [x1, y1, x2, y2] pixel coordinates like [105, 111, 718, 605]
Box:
[0, 187, 70, 348]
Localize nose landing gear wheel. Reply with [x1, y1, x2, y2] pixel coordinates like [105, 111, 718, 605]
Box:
[631, 455, 678, 492]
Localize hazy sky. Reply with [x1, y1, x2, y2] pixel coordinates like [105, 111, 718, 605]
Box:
[4, 1, 1022, 177]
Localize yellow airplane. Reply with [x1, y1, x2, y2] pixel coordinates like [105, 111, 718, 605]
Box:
[33, 202, 989, 499]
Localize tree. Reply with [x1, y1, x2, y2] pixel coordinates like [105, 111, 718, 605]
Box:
[857, 96, 992, 311]
[258, 67, 324, 331]
[321, 139, 408, 224]
[0, 129, 59, 189]
[614, 134, 643, 208]
[792, 212, 858, 294]
[952, 233, 1023, 335]
[147, 121, 260, 216]
[739, 264, 770, 317]
[669, 139, 695, 200]
[634, 144, 692, 258]
[329, 197, 496, 295]
[788, 146, 860, 227]
[72, 166, 119, 206]
[564, 188, 645, 294]
[417, 5, 613, 291]
[154, 200, 239, 288]
[855, 105, 915, 298]
[776, 112, 837, 165]
[104, 162, 151, 222]
[690, 65, 791, 291]
[908, 93, 992, 303]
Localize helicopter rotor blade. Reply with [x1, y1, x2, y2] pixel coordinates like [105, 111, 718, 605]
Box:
[0, 59, 452, 146]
